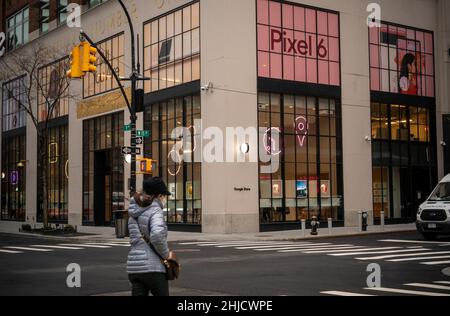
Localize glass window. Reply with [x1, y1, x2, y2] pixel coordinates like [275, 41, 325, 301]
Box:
[143, 95, 202, 224]
[143, 2, 200, 93]
[38, 58, 70, 122]
[40, 0, 50, 33]
[6, 7, 29, 51]
[1, 135, 26, 221]
[258, 92, 343, 223]
[89, 0, 107, 8]
[369, 22, 435, 98]
[58, 0, 68, 25]
[2, 76, 27, 132]
[83, 33, 125, 98]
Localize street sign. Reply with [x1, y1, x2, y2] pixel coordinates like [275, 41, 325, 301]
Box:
[122, 146, 141, 155]
[123, 124, 132, 131]
[137, 130, 150, 138]
[135, 136, 144, 145]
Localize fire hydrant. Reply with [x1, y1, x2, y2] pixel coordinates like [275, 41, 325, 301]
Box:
[311, 216, 319, 235]
[362, 211, 368, 232]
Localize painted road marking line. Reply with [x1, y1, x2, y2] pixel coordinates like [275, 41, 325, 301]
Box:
[234, 243, 324, 250]
[58, 244, 111, 249]
[179, 241, 279, 245]
[389, 255, 450, 262]
[379, 239, 450, 245]
[355, 250, 446, 260]
[303, 247, 403, 254]
[321, 291, 375, 297]
[209, 242, 304, 247]
[364, 287, 450, 296]
[330, 248, 429, 257]
[0, 249, 24, 254]
[405, 283, 450, 291]
[275, 246, 367, 253]
[249, 244, 336, 251]
[85, 243, 130, 247]
[421, 260, 450, 265]
[434, 281, 450, 285]
[4, 246, 53, 252]
[30, 245, 84, 250]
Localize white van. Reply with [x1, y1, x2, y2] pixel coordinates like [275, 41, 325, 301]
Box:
[416, 174, 450, 240]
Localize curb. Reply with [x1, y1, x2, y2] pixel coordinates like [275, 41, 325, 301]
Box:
[1, 228, 417, 243]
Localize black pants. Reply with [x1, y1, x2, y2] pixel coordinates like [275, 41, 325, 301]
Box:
[128, 273, 169, 296]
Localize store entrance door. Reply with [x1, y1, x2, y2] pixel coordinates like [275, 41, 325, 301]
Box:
[444, 115, 450, 175]
[94, 150, 112, 226]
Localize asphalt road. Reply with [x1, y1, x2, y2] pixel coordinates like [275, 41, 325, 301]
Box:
[0, 231, 449, 296]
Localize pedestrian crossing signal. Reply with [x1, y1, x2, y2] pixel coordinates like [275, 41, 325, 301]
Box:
[137, 158, 153, 174]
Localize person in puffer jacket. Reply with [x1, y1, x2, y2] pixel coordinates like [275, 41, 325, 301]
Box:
[127, 177, 172, 296]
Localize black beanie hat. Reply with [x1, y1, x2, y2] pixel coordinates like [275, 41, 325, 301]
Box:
[143, 177, 172, 196]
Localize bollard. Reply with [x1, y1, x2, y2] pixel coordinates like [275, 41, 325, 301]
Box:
[362, 211, 368, 232]
[311, 216, 319, 236]
[328, 218, 332, 235]
[380, 212, 385, 232]
[358, 211, 362, 232]
[301, 219, 306, 238]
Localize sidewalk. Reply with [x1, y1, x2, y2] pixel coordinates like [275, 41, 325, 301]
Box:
[0, 222, 417, 243]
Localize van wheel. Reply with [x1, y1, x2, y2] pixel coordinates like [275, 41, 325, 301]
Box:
[422, 233, 437, 241]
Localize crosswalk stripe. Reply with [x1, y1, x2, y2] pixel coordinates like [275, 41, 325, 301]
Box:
[179, 241, 272, 245]
[321, 291, 375, 297]
[379, 239, 450, 245]
[235, 243, 325, 250]
[355, 250, 447, 261]
[330, 248, 428, 257]
[364, 287, 450, 296]
[405, 283, 450, 291]
[59, 244, 111, 249]
[434, 281, 450, 285]
[30, 245, 84, 250]
[0, 249, 23, 254]
[212, 242, 299, 248]
[85, 243, 129, 247]
[276, 246, 367, 253]
[388, 255, 450, 262]
[421, 260, 450, 265]
[4, 246, 53, 252]
[302, 247, 402, 254]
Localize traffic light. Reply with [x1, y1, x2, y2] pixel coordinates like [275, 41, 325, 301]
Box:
[81, 41, 97, 73]
[138, 158, 153, 174]
[67, 45, 83, 79]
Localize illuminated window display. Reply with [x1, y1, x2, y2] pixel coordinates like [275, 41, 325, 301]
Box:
[144, 95, 201, 224]
[1, 135, 26, 221]
[369, 22, 435, 97]
[257, 0, 340, 86]
[258, 93, 343, 223]
[143, 2, 200, 92]
[37, 125, 69, 223]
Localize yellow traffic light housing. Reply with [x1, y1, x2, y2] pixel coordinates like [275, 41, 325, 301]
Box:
[81, 41, 97, 73]
[137, 158, 154, 175]
[67, 45, 83, 79]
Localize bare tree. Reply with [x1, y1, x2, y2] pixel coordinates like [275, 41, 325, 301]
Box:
[0, 43, 77, 229]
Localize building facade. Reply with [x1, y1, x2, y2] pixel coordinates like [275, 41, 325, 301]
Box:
[0, 0, 449, 234]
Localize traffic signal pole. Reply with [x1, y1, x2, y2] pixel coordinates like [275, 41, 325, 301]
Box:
[79, 0, 142, 195]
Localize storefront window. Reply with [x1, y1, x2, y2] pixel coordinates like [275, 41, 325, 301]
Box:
[82, 112, 124, 226]
[257, 0, 340, 86]
[369, 22, 435, 97]
[1, 135, 26, 221]
[2, 76, 27, 132]
[38, 58, 70, 122]
[37, 125, 69, 223]
[144, 95, 201, 224]
[143, 2, 200, 93]
[83, 33, 125, 98]
[258, 92, 343, 223]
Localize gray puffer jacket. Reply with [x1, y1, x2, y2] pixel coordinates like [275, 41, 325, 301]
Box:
[127, 198, 170, 274]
